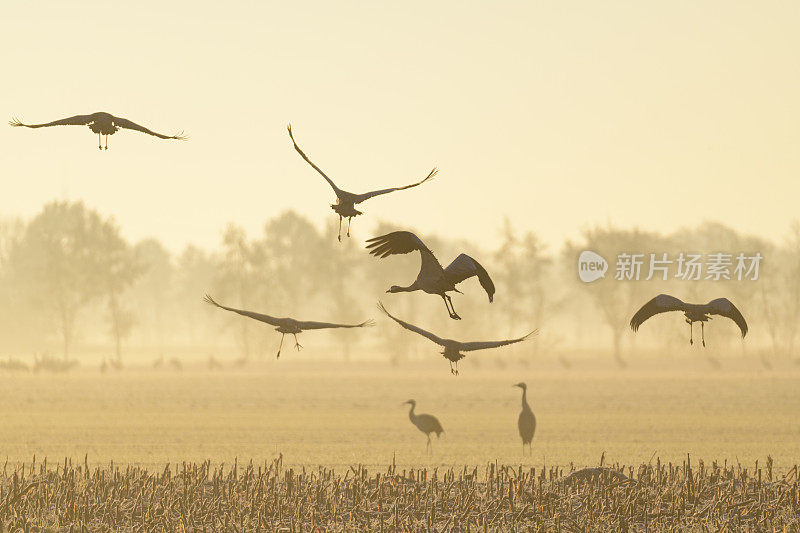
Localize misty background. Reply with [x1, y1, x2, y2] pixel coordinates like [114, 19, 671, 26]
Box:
[0, 201, 798, 370]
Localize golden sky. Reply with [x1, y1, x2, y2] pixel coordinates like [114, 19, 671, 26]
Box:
[1, 1, 798, 251]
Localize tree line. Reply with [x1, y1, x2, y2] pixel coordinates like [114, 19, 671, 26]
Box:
[1, 200, 798, 367]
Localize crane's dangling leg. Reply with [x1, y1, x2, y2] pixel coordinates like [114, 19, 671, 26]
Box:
[346, 217, 352, 238]
[293, 334, 303, 351]
[449, 361, 455, 374]
[98, 133, 102, 150]
[442, 295, 454, 318]
[701, 322, 706, 347]
[689, 322, 693, 345]
[454, 361, 459, 376]
[276, 334, 285, 359]
[104, 135, 108, 150]
[337, 216, 342, 242]
[426, 435, 432, 454]
[443, 295, 453, 316]
[446, 295, 462, 320]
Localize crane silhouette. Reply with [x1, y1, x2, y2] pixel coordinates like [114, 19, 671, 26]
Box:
[404, 400, 444, 454]
[630, 294, 748, 347]
[367, 231, 495, 320]
[378, 302, 535, 375]
[204, 295, 374, 358]
[9, 112, 187, 150]
[513, 382, 536, 455]
[287, 124, 436, 241]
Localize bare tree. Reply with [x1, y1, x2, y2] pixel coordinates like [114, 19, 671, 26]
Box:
[96, 219, 142, 365]
[214, 224, 265, 360]
[132, 239, 174, 347]
[564, 225, 667, 366]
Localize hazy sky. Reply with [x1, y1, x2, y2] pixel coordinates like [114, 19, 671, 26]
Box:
[1, 1, 798, 252]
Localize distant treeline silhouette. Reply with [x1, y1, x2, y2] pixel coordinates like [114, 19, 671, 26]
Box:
[0, 200, 798, 366]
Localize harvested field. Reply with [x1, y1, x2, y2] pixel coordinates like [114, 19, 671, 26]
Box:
[2, 454, 798, 531]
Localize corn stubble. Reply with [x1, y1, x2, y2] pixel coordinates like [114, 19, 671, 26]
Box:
[0, 454, 797, 531]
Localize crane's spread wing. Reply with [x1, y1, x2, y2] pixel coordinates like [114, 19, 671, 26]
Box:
[203, 294, 282, 327]
[629, 294, 686, 331]
[378, 302, 447, 346]
[287, 123, 343, 196]
[295, 319, 375, 330]
[366, 231, 443, 276]
[366, 231, 429, 258]
[112, 116, 187, 139]
[460, 330, 537, 352]
[706, 298, 748, 337]
[444, 253, 495, 302]
[9, 114, 93, 128]
[351, 167, 437, 203]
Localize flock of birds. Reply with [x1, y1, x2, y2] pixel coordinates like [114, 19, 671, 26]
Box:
[9, 111, 751, 453]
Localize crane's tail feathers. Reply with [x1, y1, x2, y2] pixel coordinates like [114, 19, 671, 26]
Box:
[203, 294, 221, 308]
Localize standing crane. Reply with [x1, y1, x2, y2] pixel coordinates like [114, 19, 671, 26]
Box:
[367, 231, 495, 320]
[378, 302, 535, 375]
[630, 294, 748, 346]
[513, 382, 536, 455]
[204, 295, 374, 358]
[287, 124, 436, 241]
[9, 112, 187, 149]
[404, 399, 444, 454]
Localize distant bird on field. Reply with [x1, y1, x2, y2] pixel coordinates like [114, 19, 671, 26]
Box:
[9, 111, 187, 150]
[513, 382, 536, 455]
[168, 357, 183, 371]
[367, 231, 495, 320]
[287, 124, 436, 241]
[630, 294, 748, 346]
[152, 355, 165, 369]
[404, 399, 444, 454]
[378, 302, 535, 375]
[204, 294, 374, 358]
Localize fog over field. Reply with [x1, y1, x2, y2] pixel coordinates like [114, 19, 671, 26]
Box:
[1, 361, 798, 471]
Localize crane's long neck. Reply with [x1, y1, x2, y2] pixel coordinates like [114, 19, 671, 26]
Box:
[395, 284, 417, 293]
[521, 388, 530, 411]
[408, 404, 417, 423]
